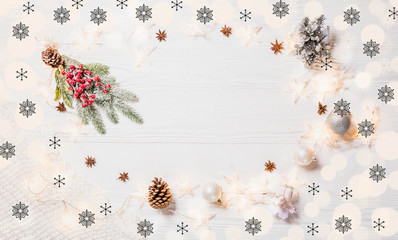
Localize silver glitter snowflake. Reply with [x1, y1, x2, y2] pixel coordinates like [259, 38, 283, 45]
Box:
[196, 6, 213, 25]
[369, 164, 386, 183]
[54, 6, 70, 25]
[136, 4, 152, 22]
[389, 7, 397, 20]
[90, 7, 107, 25]
[79, 209, 95, 228]
[378, 85, 394, 103]
[12, 202, 29, 220]
[245, 217, 261, 236]
[0, 141, 15, 160]
[19, 99, 36, 118]
[171, 1, 182, 11]
[335, 215, 352, 234]
[72, 0, 83, 9]
[333, 99, 350, 117]
[363, 40, 380, 58]
[23, 2, 34, 14]
[12, 22, 29, 41]
[343, 7, 360, 26]
[358, 119, 374, 138]
[272, 0, 289, 19]
[137, 219, 154, 238]
[116, 0, 128, 9]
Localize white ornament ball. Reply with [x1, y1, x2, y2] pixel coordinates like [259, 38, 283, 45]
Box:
[202, 182, 222, 203]
[326, 110, 351, 134]
[293, 147, 317, 166]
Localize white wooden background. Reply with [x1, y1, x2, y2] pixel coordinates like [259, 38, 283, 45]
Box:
[1, 0, 398, 239]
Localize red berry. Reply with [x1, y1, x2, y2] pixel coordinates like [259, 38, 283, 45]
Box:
[88, 71, 92, 75]
[88, 99, 94, 104]
[87, 78, 92, 84]
[68, 86, 72, 91]
[70, 80, 75, 85]
[83, 98, 88, 103]
[103, 89, 108, 94]
[67, 72, 72, 78]
[78, 70, 83, 74]
[107, 84, 111, 89]
[61, 71, 66, 75]
[90, 94, 96, 99]
[95, 82, 100, 87]
[85, 83, 90, 88]
[74, 93, 79, 98]
[82, 103, 87, 108]
[70, 65, 75, 70]
[78, 65, 83, 69]
[94, 75, 99, 81]
[77, 73, 82, 79]
[81, 94, 86, 98]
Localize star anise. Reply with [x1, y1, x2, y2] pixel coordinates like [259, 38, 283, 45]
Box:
[85, 156, 96, 168]
[270, 39, 284, 55]
[118, 172, 129, 182]
[220, 25, 232, 37]
[318, 102, 327, 115]
[56, 102, 66, 112]
[156, 30, 167, 42]
[264, 160, 276, 173]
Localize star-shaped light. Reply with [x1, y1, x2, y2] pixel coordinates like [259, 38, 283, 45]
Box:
[185, 22, 206, 37]
[286, 78, 310, 103]
[238, 24, 262, 46]
[175, 174, 198, 198]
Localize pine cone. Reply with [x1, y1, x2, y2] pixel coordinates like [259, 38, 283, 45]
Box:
[41, 47, 65, 68]
[148, 177, 173, 209]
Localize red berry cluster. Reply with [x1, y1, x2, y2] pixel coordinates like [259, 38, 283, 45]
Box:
[61, 65, 111, 108]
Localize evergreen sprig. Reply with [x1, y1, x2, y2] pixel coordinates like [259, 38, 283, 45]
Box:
[54, 56, 143, 134]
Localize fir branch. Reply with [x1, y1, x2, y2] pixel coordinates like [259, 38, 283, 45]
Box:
[114, 101, 144, 124]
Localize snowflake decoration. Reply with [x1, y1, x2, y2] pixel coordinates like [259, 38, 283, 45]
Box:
[389, 7, 397, 20]
[79, 209, 95, 228]
[308, 183, 319, 196]
[54, 6, 70, 25]
[341, 187, 353, 200]
[100, 203, 112, 216]
[16, 68, 27, 81]
[90, 7, 107, 25]
[343, 7, 360, 26]
[137, 219, 154, 238]
[0, 141, 15, 160]
[19, 99, 36, 118]
[333, 99, 350, 117]
[335, 215, 352, 234]
[171, 1, 182, 11]
[373, 218, 385, 231]
[378, 85, 394, 103]
[358, 119, 374, 138]
[136, 4, 152, 23]
[54, 175, 65, 188]
[272, 0, 289, 19]
[197, 6, 213, 25]
[116, 0, 128, 9]
[307, 223, 319, 236]
[321, 57, 332, 70]
[12, 202, 29, 220]
[240, 9, 251, 22]
[177, 222, 188, 235]
[72, 0, 83, 9]
[23, 2, 34, 14]
[12, 22, 29, 41]
[363, 39, 380, 58]
[245, 217, 261, 236]
[49, 136, 61, 149]
[369, 164, 386, 183]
